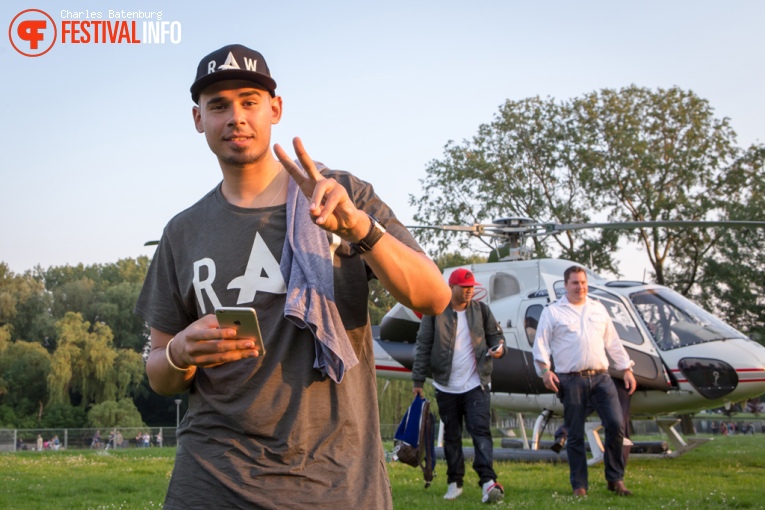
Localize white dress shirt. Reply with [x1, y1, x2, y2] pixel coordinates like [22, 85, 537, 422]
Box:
[532, 295, 632, 377]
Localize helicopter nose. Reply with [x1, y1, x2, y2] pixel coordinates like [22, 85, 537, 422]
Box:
[676, 339, 765, 401]
[677, 358, 738, 399]
[379, 303, 422, 343]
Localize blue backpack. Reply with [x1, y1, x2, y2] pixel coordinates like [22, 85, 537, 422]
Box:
[394, 394, 436, 488]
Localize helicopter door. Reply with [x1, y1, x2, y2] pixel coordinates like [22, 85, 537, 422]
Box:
[492, 329, 543, 394]
[588, 287, 672, 391]
[519, 303, 548, 394]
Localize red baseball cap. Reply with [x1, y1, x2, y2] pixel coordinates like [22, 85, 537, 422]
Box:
[448, 268, 478, 287]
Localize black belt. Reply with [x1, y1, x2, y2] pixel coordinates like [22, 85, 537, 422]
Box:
[561, 369, 608, 376]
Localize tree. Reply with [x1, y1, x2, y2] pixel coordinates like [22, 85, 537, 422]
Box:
[411, 96, 621, 275]
[368, 279, 398, 326]
[0, 338, 51, 424]
[43, 257, 151, 352]
[694, 144, 765, 343]
[412, 86, 751, 291]
[0, 264, 54, 348]
[569, 85, 739, 286]
[88, 399, 145, 428]
[47, 312, 143, 408]
[39, 403, 87, 428]
[92, 282, 149, 351]
[432, 252, 487, 271]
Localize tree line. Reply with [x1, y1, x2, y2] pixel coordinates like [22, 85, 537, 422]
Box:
[0, 258, 152, 429]
[0, 251, 483, 429]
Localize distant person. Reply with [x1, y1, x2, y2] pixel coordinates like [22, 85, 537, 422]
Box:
[142, 432, 151, 448]
[115, 430, 124, 449]
[156, 431, 163, 447]
[36, 434, 43, 452]
[533, 265, 636, 497]
[133, 43, 450, 509]
[412, 268, 506, 503]
[91, 430, 101, 449]
[52, 435, 61, 451]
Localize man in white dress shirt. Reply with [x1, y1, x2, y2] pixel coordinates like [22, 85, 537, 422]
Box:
[533, 265, 636, 497]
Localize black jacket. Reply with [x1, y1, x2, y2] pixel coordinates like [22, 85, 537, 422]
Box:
[412, 300, 505, 390]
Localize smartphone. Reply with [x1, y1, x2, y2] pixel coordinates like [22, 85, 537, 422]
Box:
[486, 344, 503, 357]
[215, 307, 266, 356]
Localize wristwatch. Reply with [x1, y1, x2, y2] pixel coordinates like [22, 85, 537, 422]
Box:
[349, 213, 387, 254]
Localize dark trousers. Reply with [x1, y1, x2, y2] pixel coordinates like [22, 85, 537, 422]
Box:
[435, 385, 497, 487]
[559, 373, 625, 490]
[554, 377, 631, 441]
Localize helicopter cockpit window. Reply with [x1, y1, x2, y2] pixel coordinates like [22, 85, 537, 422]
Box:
[524, 304, 544, 347]
[629, 287, 746, 351]
[490, 272, 521, 300]
[588, 289, 643, 345]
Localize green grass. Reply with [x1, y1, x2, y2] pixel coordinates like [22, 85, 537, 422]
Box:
[1, 435, 764, 509]
[0, 449, 171, 509]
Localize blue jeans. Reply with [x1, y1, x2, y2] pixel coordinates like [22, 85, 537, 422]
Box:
[554, 377, 632, 441]
[435, 385, 497, 487]
[559, 372, 625, 490]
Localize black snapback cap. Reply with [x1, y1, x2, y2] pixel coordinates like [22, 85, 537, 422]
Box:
[190, 44, 277, 104]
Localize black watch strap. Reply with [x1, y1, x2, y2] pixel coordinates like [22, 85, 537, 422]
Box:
[349, 214, 387, 254]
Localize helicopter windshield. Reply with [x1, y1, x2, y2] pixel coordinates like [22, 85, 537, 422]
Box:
[629, 287, 747, 350]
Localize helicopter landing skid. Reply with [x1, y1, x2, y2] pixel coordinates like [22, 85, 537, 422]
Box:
[651, 418, 712, 457]
[530, 409, 553, 450]
[581, 417, 711, 464]
[585, 422, 605, 465]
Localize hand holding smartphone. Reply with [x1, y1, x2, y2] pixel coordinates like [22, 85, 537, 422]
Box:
[215, 307, 266, 356]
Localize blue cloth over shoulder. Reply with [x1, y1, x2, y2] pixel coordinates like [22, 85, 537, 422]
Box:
[280, 163, 359, 383]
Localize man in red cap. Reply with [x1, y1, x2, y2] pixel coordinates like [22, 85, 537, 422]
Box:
[412, 268, 506, 503]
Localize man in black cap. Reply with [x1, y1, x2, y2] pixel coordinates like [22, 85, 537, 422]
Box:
[411, 268, 506, 504]
[135, 44, 450, 509]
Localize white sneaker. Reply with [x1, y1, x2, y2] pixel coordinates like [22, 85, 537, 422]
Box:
[444, 482, 463, 500]
[481, 480, 504, 503]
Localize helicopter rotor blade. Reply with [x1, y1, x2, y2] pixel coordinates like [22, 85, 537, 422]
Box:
[407, 224, 504, 237]
[410, 220, 765, 237]
[542, 220, 765, 234]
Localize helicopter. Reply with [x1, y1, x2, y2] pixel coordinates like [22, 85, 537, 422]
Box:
[374, 217, 765, 456]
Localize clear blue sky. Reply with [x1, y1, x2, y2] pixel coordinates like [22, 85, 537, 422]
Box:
[2, 1, 763, 281]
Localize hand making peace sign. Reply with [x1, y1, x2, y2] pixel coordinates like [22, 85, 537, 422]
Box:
[273, 137, 368, 243]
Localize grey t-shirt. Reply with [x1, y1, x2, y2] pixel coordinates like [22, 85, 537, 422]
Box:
[135, 170, 418, 509]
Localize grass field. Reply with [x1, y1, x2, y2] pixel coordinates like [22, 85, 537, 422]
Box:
[1, 435, 763, 509]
